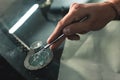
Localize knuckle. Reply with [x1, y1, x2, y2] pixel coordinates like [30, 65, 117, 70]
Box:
[64, 27, 72, 35]
[71, 3, 77, 8]
[71, 3, 82, 9]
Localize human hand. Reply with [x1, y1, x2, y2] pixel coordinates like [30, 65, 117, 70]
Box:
[47, 2, 116, 50]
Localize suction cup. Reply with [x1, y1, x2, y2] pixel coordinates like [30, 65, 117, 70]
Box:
[24, 41, 53, 70]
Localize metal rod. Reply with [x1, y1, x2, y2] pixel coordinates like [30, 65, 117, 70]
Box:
[44, 34, 64, 49]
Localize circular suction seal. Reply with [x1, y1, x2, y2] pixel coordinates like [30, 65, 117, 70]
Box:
[24, 48, 53, 70]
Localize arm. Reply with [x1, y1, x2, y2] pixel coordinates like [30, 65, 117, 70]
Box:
[47, 1, 119, 49]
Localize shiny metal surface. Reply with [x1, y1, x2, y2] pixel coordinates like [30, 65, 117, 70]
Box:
[24, 48, 53, 70]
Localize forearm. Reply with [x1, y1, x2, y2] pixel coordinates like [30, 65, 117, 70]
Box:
[107, 0, 120, 19]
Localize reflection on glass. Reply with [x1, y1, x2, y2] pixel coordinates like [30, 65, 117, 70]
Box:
[29, 49, 51, 66]
[9, 4, 39, 34]
[24, 48, 53, 70]
[30, 41, 43, 50]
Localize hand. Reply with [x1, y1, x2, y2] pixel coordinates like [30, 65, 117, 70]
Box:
[47, 2, 116, 50]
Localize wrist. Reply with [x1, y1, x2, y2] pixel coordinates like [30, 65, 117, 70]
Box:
[105, 0, 120, 20]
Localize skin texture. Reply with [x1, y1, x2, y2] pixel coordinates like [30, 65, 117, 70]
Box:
[47, 1, 118, 50]
[108, 0, 120, 17]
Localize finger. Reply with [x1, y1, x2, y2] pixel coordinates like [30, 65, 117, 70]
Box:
[47, 7, 87, 44]
[67, 34, 80, 40]
[70, 3, 82, 10]
[63, 20, 91, 35]
[47, 14, 75, 44]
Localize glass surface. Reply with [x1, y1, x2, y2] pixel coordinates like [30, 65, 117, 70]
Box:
[30, 41, 43, 50]
[29, 49, 52, 67]
[0, 0, 89, 45]
[24, 48, 53, 70]
[0, 0, 89, 80]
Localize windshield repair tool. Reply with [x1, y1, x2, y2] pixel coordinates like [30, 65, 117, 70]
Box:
[24, 15, 89, 70]
[24, 34, 64, 70]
